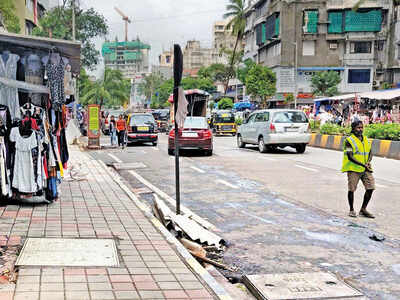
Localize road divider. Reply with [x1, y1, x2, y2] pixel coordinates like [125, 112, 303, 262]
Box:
[309, 133, 400, 160]
[217, 180, 239, 189]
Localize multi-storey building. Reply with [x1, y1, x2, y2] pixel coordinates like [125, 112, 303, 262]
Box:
[13, 0, 50, 35]
[152, 49, 173, 80]
[244, 0, 394, 100]
[213, 18, 239, 64]
[102, 38, 150, 80]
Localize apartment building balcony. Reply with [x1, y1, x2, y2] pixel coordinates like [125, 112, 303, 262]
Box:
[343, 53, 374, 66]
[327, 0, 390, 10]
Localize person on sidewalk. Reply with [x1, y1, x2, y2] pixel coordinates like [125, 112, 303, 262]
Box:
[110, 115, 117, 147]
[116, 114, 127, 149]
[342, 120, 375, 218]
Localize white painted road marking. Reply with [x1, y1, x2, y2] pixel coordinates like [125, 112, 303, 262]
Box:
[190, 166, 205, 174]
[376, 183, 388, 188]
[217, 180, 239, 189]
[127, 170, 216, 230]
[227, 203, 274, 224]
[152, 147, 159, 151]
[260, 156, 276, 161]
[295, 165, 318, 172]
[107, 153, 122, 163]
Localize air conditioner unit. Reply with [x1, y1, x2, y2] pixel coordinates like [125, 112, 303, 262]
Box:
[373, 80, 381, 87]
[329, 42, 338, 49]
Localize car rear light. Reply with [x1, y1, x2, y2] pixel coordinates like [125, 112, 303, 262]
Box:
[270, 123, 276, 133]
[169, 130, 175, 138]
[203, 130, 212, 139]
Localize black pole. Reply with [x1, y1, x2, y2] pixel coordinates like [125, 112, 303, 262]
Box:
[173, 44, 183, 215]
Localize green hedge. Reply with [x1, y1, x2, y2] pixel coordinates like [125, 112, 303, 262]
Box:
[319, 123, 400, 141]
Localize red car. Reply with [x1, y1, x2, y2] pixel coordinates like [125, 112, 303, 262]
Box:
[168, 117, 213, 156]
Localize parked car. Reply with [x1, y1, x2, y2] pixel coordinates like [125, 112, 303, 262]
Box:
[168, 117, 213, 156]
[237, 109, 311, 153]
[126, 113, 158, 146]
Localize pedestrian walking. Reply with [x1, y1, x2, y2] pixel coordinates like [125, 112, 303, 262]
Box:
[116, 114, 127, 149]
[342, 120, 375, 218]
[109, 115, 117, 147]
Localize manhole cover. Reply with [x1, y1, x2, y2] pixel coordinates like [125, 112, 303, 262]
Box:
[242, 272, 364, 300]
[113, 162, 147, 170]
[16, 238, 119, 267]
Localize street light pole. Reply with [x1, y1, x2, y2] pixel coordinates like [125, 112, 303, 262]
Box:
[294, 41, 298, 109]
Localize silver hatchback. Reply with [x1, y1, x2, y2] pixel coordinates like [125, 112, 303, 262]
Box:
[237, 109, 311, 153]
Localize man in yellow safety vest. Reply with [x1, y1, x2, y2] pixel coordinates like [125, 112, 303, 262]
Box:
[342, 120, 375, 218]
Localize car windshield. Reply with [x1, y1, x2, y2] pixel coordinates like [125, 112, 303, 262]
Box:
[130, 115, 154, 126]
[273, 111, 308, 123]
[184, 117, 208, 129]
[215, 112, 234, 123]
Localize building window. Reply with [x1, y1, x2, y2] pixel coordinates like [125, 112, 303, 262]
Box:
[302, 41, 315, 56]
[348, 69, 371, 83]
[344, 9, 382, 32]
[166, 55, 171, 63]
[350, 41, 372, 54]
[375, 40, 384, 51]
[328, 11, 343, 33]
[303, 10, 318, 33]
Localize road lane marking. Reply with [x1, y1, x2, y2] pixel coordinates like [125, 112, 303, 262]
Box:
[185, 157, 194, 162]
[260, 156, 276, 161]
[227, 203, 274, 224]
[295, 165, 318, 172]
[107, 153, 122, 163]
[376, 183, 388, 188]
[217, 180, 239, 189]
[190, 166, 205, 174]
[152, 147, 159, 151]
[127, 170, 216, 230]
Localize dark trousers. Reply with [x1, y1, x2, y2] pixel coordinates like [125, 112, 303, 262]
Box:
[117, 130, 126, 146]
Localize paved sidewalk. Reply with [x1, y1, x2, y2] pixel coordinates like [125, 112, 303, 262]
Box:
[0, 145, 216, 300]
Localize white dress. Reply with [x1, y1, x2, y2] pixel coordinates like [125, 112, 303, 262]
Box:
[10, 127, 37, 193]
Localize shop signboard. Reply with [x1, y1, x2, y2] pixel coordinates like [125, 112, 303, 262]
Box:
[87, 104, 100, 148]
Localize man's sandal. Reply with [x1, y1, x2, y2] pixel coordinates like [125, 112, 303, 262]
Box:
[359, 210, 375, 219]
[348, 211, 357, 218]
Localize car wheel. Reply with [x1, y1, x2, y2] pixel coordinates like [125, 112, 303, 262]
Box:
[168, 149, 174, 156]
[295, 144, 307, 154]
[258, 137, 267, 153]
[152, 142, 158, 146]
[237, 135, 246, 148]
[205, 150, 213, 156]
[232, 132, 236, 136]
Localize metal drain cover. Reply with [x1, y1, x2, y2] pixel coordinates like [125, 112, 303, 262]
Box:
[113, 162, 147, 170]
[242, 272, 364, 300]
[16, 238, 119, 267]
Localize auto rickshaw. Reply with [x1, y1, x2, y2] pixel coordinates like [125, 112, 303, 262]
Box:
[211, 110, 236, 136]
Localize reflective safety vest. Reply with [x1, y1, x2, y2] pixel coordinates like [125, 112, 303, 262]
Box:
[342, 134, 371, 173]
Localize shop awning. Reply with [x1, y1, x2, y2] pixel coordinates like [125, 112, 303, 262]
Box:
[314, 94, 356, 102]
[359, 88, 400, 100]
[298, 67, 345, 71]
[0, 32, 81, 73]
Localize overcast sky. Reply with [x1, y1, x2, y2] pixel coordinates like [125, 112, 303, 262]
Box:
[76, 0, 230, 77]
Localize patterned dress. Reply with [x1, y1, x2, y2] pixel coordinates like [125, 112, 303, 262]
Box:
[45, 54, 65, 111]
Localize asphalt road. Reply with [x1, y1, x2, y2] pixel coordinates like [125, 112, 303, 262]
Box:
[89, 134, 400, 299]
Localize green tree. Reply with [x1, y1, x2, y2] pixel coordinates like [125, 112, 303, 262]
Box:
[181, 77, 215, 93]
[245, 65, 276, 107]
[237, 58, 256, 85]
[223, 0, 246, 93]
[80, 68, 130, 109]
[198, 64, 232, 83]
[0, 0, 21, 33]
[218, 97, 234, 110]
[311, 71, 341, 97]
[32, 3, 108, 69]
[138, 73, 164, 107]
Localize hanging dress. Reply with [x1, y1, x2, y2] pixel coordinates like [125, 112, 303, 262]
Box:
[9, 127, 38, 193]
[0, 53, 21, 120]
[23, 54, 44, 107]
[45, 54, 65, 112]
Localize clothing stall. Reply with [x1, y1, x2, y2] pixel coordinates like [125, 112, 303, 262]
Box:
[0, 32, 80, 204]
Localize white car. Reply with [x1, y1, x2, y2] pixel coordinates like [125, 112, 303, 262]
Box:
[237, 109, 311, 153]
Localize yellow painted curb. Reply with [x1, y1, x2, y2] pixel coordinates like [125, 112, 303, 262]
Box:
[310, 134, 317, 146]
[379, 140, 391, 157]
[333, 135, 342, 150]
[321, 135, 329, 147]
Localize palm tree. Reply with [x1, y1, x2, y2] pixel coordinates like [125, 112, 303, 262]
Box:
[223, 0, 246, 94]
[80, 68, 130, 109]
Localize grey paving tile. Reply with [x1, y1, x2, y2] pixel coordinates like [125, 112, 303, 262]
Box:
[16, 283, 40, 292]
[88, 282, 113, 290]
[14, 292, 39, 300]
[114, 291, 140, 299]
[40, 282, 64, 291]
[138, 290, 165, 299]
[65, 282, 88, 290]
[87, 275, 109, 282]
[157, 281, 182, 290]
[90, 290, 115, 299]
[40, 292, 64, 300]
[180, 281, 205, 289]
[66, 291, 90, 300]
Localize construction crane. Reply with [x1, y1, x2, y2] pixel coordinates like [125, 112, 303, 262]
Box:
[114, 7, 131, 42]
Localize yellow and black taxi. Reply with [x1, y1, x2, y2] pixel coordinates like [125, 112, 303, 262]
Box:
[126, 113, 158, 146]
[211, 110, 237, 136]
